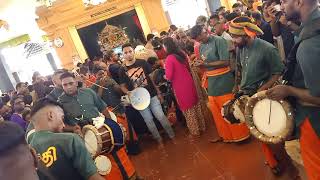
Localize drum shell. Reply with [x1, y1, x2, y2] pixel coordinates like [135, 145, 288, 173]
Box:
[82, 118, 126, 156]
[98, 125, 113, 154]
[104, 119, 126, 153]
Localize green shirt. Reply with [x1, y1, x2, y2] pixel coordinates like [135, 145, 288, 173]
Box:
[30, 131, 97, 180]
[58, 88, 107, 125]
[26, 122, 35, 143]
[200, 36, 235, 96]
[239, 38, 284, 94]
[292, 8, 320, 137]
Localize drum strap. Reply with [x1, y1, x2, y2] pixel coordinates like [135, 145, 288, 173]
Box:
[111, 151, 129, 180]
[128, 119, 135, 142]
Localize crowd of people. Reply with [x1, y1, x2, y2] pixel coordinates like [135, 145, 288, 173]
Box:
[1, 0, 320, 179]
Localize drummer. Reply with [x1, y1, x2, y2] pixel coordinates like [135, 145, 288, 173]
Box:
[28, 98, 104, 180]
[229, 16, 297, 176]
[57, 72, 111, 130]
[91, 67, 141, 155]
[267, 0, 320, 179]
[190, 24, 250, 143]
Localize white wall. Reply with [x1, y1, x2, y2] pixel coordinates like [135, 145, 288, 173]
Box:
[0, 0, 45, 42]
[162, 0, 209, 29]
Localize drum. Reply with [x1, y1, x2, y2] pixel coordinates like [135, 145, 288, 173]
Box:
[244, 91, 294, 144]
[233, 95, 250, 123]
[94, 155, 112, 175]
[121, 87, 151, 110]
[82, 119, 126, 157]
[222, 95, 249, 124]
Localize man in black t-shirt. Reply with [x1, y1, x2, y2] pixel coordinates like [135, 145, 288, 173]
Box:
[119, 43, 175, 145]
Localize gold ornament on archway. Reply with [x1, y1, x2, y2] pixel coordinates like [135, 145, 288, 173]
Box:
[98, 24, 129, 54]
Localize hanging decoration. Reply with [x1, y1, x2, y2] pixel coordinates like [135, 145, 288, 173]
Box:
[98, 24, 129, 55]
[35, 0, 56, 7]
[0, 19, 9, 30]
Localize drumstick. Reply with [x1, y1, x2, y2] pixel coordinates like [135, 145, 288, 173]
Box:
[74, 71, 125, 113]
[268, 101, 272, 125]
[74, 71, 110, 91]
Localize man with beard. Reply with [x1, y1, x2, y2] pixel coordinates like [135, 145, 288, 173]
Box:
[229, 16, 299, 176]
[190, 25, 250, 143]
[267, 0, 320, 179]
[29, 98, 104, 180]
[46, 69, 67, 102]
[10, 95, 29, 131]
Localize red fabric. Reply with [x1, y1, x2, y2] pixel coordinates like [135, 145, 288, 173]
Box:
[167, 103, 177, 125]
[104, 147, 136, 180]
[261, 143, 278, 168]
[132, 15, 143, 31]
[85, 75, 96, 87]
[155, 47, 167, 60]
[300, 118, 320, 180]
[194, 42, 200, 59]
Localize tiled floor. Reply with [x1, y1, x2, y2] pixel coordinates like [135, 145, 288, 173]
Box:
[130, 123, 306, 180]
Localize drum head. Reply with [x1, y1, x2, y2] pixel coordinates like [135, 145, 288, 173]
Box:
[83, 126, 99, 157]
[252, 99, 287, 137]
[130, 87, 151, 110]
[94, 155, 112, 175]
[245, 91, 294, 144]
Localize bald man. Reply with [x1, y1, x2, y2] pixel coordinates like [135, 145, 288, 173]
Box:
[29, 98, 104, 180]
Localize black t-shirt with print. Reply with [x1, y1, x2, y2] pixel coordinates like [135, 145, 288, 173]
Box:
[119, 59, 157, 97]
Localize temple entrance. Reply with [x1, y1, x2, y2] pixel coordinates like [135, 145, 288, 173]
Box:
[77, 9, 146, 59]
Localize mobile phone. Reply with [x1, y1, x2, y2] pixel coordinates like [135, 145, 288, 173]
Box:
[273, 4, 283, 23]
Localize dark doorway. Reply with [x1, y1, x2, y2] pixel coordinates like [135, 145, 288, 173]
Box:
[77, 10, 146, 60]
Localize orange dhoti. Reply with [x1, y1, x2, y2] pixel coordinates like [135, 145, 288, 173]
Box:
[104, 147, 136, 180]
[208, 94, 249, 142]
[116, 114, 138, 142]
[300, 118, 320, 180]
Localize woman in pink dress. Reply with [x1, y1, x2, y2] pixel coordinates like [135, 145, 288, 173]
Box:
[163, 37, 206, 136]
